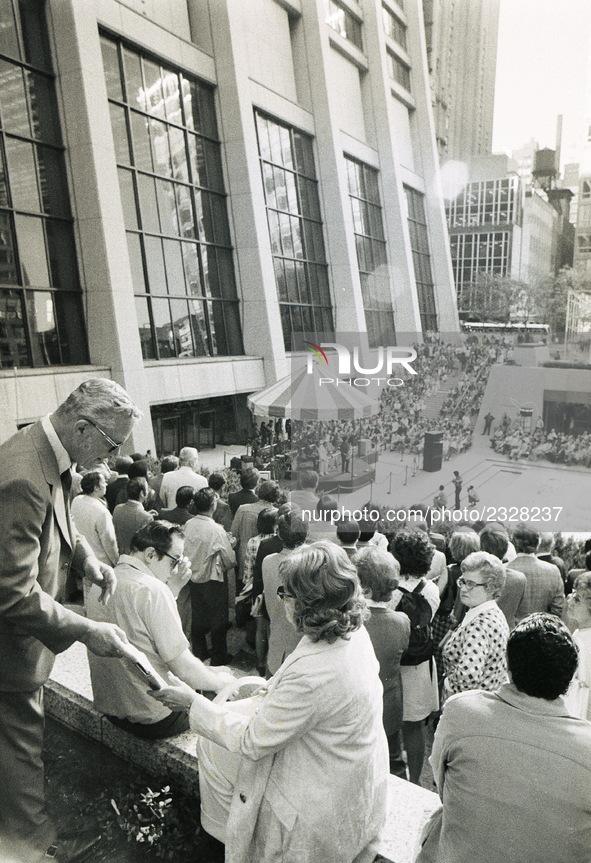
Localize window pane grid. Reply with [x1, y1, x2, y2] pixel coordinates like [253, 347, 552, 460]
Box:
[346, 156, 394, 346]
[0, 1, 87, 367]
[451, 230, 512, 311]
[446, 178, 521, 229]
[326, 0, 363, 51]
[256, 110, 334, 349]
[404, 185, 438, 331]
[102, 34, 243, 359]
[387, 49, 411, 91]
[382, 5, 407, 48]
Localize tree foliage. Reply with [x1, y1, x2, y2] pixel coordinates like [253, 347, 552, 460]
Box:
[463, 266, 591, 335]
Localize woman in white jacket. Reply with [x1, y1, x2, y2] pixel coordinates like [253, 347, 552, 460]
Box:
[151, 541, 389, 863]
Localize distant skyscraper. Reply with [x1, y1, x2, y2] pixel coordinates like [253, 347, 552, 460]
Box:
[423, 0, 500, 164]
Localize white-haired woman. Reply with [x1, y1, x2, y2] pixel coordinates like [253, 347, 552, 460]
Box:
[150, 541, 388, 863]
[441, 551, 510, 704]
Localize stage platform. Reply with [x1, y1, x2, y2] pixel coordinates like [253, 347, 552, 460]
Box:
[317, 458, 376, 494]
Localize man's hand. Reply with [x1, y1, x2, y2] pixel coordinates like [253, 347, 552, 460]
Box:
[166, 555, 192, 599]
[79, 620, 134, 658]
[83, 557, 116, 604]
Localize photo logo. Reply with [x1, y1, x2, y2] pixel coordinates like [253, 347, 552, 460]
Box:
[305, 343, 418, 381]
[303, 341, 329, 365]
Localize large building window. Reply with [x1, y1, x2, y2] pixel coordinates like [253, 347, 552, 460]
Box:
[382, 4, 407, 49]
[0, 0, 88, 368]
[446, 178, 521, 229]
[100, 35, 243, 361]
[387, 49, 411, 91]
[255, 111, 334, 350]
[325, 0, 363, 51]
[450, 231, 512, 309]
[404, 186, 438, 331]
[345, 156, 394, 347]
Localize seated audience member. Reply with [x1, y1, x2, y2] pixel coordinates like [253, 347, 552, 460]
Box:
[336, 518, 360, 559]
[86, 521, 234, 739]
[263, 513, 309, 674]
[441, 552, 509, 704]
[159, 485, 195, 525]
[228, 467, 259, 516]
[478, 527, 526, 629]
[355, 546, 410, 778]
[149, 454, 178, 511]
[150, 541, 389, 862]
[511, 523, 565, 621]
[417, 614, 591, 863]
[71, 470, 118, 568]
[288, 469, 319, 514]
[184, 488, 236, 666]
[208, 472, 233, 532]
[113, 476, 153, 554]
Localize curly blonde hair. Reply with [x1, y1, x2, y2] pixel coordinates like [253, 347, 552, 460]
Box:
[280, 541, 368, 643]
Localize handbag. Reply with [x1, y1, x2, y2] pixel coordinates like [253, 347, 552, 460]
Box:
[213, 676, 268, 717]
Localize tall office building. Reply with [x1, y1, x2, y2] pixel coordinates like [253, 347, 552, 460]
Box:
[0, 0, 458, 452]
[446, 156, 562, 316]
[423, 0, 500, 164]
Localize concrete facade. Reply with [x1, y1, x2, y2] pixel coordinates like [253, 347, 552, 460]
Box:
[0, 0, 458, 453]
[423, 0, 500, 165]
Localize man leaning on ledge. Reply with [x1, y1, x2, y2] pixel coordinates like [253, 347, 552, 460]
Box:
[0, 379, 142, 863]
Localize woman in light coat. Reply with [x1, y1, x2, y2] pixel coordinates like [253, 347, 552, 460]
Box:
[152, 541, 389, 863]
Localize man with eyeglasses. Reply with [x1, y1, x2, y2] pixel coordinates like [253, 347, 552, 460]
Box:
[86, 520, 234, 741]
[0, 378, 142, 862]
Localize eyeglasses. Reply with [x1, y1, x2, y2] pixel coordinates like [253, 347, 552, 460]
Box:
[277, 585, 295, 601]
[163, 552, 182, 570]
[457, 576, 487, 591]
[83, 417, 125, 453]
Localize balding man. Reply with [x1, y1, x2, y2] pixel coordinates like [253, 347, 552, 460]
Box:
[159, 446, 207, 510]
[0, 379, 141, 862]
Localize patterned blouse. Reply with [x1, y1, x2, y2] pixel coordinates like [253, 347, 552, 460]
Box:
[442, 600, 510, 701]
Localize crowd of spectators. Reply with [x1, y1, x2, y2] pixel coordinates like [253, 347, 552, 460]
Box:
[490, 422, 591, 467]
[292, 336, 500, 471]
[4, 378, 589, 863]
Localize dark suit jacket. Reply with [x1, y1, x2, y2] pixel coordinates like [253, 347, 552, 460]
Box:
[228, 489, 258, 517]
[0, 421, 93, 691]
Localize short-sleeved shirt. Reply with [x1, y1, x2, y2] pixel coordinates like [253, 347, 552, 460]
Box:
[86, 555, 189, 723]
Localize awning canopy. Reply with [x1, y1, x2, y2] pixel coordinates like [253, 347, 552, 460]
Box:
[247, 365, 379, 421]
